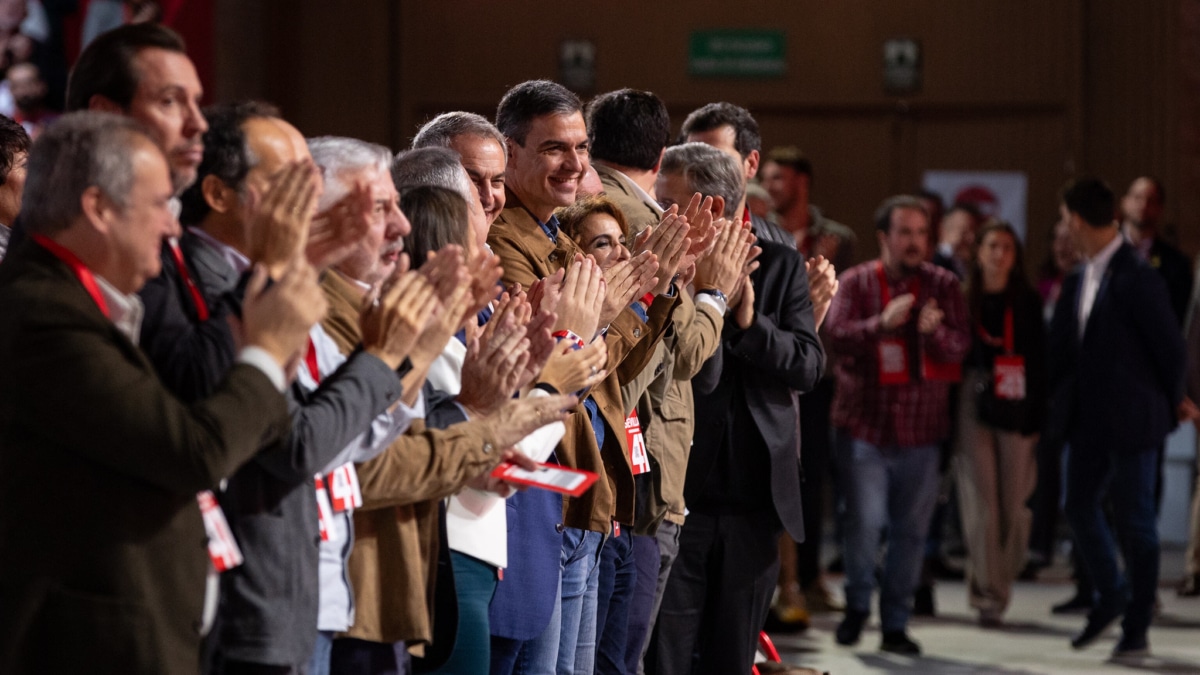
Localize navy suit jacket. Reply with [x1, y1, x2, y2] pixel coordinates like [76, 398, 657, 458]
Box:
[1047, 241, 1185, 452]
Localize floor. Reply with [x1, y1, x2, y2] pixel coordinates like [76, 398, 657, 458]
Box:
[768, 548, 1200, 674]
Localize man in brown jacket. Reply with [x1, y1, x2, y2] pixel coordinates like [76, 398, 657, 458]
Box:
[487, 79, 694, 673]
[309, 136, 571, 672]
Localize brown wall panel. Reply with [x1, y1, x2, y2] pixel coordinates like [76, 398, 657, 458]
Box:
[216, 0, 1191, 261]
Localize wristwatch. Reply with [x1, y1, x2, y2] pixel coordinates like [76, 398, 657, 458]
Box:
[694, 288, 727, 303]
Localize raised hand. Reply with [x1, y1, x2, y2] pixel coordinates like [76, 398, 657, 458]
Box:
[458, 304, 531, 417]
[881, 293, 916, 330]
[537, 338, 608, 394]
[806, 255, 839, 330]
[917, 299, 944, 335]
[552, 256, 606, 340]
[243, 160, 320, 277]
[734, 274, 756, 330]
[306, 179, 372, 271]
[360, 269, 440, 369]
[693, 218, 754, 297]
[599, 251, 659, 327]
[635, 211, 691, 296]
[241, 257, 328, 369]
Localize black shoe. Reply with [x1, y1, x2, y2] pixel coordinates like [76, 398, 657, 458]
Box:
[1051, 592, 1092, 615]
[912, 584, 935, 617]
[835, 610, 867, 646]
[1070, 603, 1125, 650]
[1177, 573, 1200, 597]
[880, 631, 922, 655]
[1110, 633, 1150, 662]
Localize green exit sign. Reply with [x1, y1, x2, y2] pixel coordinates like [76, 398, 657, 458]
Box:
[689, 29, 786, 78]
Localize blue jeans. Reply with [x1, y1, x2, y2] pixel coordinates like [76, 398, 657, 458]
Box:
[595, 526, 637, 675]
[490, 575, 562, 675]
[1064, 445, 1159, 639]
[558, 527, 604, 675]
[839, 440, 940, 633]
[308, 631, 334, 675]
[625, 533, 661, 675]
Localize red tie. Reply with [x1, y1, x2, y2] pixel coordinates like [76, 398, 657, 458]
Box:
[167, 240, 210, 321]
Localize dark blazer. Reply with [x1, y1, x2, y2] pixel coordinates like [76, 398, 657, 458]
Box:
[488, 485, 563, 641]
[0, 239, 291, 675]
[173, 233, 412, 666]
[1047, 241, 1186, 452]
[138, 237, 239, 404]
[688, 240, 825, 541]
[1146, 237, 1193, 325]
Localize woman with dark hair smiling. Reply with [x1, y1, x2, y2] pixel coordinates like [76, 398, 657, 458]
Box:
[955, 221, 1047, 627]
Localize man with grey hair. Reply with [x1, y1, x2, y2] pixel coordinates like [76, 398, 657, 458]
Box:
[411, 111, 507, 226]
[0, 110, 325, 674]
[651, 134, 833, 675]
[656, 142, 744, 220]
[392, 145, 489, 254]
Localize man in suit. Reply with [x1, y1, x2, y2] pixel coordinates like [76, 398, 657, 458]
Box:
[1050, 177, 1186, 660]
[653, 143, 828, 675]
[1120, 175, 1192, 324]
[679, 102, 792, 248]
[0, 111, 324, 674]
[824, 196, 970, 655]
[411, 111, 508, 234]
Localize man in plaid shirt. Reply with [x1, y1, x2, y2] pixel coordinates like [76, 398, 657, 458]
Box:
[824, 195, 970, 655]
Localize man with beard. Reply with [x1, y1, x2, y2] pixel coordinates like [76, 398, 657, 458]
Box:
[824, 195, 969, 655]
[1119, 176, 1191, 324]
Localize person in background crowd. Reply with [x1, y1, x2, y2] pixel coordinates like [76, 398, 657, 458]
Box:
[825, 195, 969, 656]
[954, 221, 1046, 627]
[411, 110, 508, 229]
[1120, 175, 1192, 324]
[1049, 177, 1185, 661]
[759, 145, 855, 273]
[8, 61, 56, 137]
[0, 112, 27, 260]
[932, 202, 982, 281]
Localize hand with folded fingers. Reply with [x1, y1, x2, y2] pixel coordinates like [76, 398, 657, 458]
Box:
[536, 338, 608, 394]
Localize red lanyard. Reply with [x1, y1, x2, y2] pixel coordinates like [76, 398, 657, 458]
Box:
[976, 305, 1015, 354]
[305, 337, 321, 383]
[166, 239, 210, 321]
[32, 234, 110, 318]
[876, 261, 920, 308]
[742, 207, 751, 227]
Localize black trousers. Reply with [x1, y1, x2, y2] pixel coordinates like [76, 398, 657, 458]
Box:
[653, 511, 782, 675]
[797, 377, 834, 587]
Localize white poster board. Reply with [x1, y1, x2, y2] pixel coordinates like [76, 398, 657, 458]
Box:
[922, 170, 1028, 241]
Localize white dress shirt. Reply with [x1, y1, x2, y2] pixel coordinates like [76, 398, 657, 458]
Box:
[1078, 232, 1125, 339]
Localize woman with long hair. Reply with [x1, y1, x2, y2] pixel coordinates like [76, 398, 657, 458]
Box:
[955, 221, 1047, 626]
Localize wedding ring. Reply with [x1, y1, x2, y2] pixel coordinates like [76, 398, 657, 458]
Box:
[590, 365, 599, 377]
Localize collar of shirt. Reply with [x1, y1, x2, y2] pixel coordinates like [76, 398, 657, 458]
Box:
[95, 274, 145, 344]
[1084, 232, 1124, 282]
[611, 166, 663, 216]
[187, 226, 252, 275]
[539, 214, 561, 244]
[332, 268, 374, 294]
